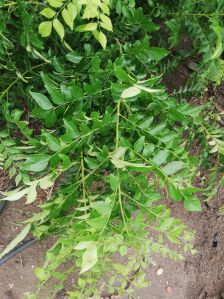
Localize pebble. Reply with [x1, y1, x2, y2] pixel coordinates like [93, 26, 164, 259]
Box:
[156, 268, 164, 276]
[166, 286, 173, 294]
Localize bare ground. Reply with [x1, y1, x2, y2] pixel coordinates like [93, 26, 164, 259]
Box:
[0, 187, 223, 299]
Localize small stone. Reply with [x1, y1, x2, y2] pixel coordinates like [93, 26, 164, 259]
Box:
[8, 283, 14, 289]
[166, 286, 173, 294]
[156, 268, 164, 276]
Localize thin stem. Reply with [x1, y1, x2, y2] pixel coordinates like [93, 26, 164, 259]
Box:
[81, 151, 88, 213]
[116, 100, 121, 149]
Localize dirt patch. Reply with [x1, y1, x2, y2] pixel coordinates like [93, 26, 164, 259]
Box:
[0, 189, 224, 299]
[130, 188, 224, 299]
[184, 189, 224, 299]
[0, 201, 55, 299]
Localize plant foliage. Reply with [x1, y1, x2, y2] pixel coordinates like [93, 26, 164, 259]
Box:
[0, 0, 223, 298]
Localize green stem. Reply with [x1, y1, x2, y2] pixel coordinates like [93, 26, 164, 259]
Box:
[81, 151, 87, 213]
[116, 100, 121, 149]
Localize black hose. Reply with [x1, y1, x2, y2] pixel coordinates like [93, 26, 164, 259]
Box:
[0, 199, 37, 266]
[0, 237, 37, 266]
[0, 201, 6, 214]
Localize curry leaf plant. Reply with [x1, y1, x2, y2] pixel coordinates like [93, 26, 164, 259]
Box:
[0, 0, 221, 298]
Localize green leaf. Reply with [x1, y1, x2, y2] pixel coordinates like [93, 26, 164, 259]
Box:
[80, 243, 98, 274]
[147, 47, 169, 61]
[48, 0, 63, 8]
[1, 187, 29, 201]
[41, 72, 65, 105]
[23, 155, 50, 172]
[84, 157, 98, 169]
[59, 154, 71, 169]
[152, 150, 169, 166]
[139, 116, 154, 130]
[67, 2, 77, 21]
[100, 14, 113, 31]
[121, 86, 141, 99]
[38, 21, 52, 38]
[45, 133, 61, 152]
[143, 144, 155, 157]
[93, 30, 107, 49]
[162, 161, 184, 176]
[26, 183, 38, 204]
[90, 201, 112, 215]
[168, 185, 182, 201]
[39, 176, 54, 189]
[65, 52, 83, 64]
[75, 23, 98, 32]
[98, 31, 107, 49]
[29, 91, 54, 111]
[0, 224, 31, 259]
[110, 174, 120, 191]
[40, 8, 56, 19]
[75, 241, 94, 250]
[134, 136, 145, 153]
[35, 268, 50, 282]
[115, 68, 135, 84]
[62, 118, 80, 142]
[184, 197, 202, 212]
[112, 147, 127, 159]
[53, 19, 65, 40]
[62, 8, 73, 30]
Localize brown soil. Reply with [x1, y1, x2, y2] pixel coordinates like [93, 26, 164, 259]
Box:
[0, 188, 223, 299]
[0, 201, 55, 299]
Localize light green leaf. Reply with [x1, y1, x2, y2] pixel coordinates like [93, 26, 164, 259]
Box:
[62, 8, 73, 30]
[110, 174, 120, 191]
[75, 241, 94, 250]
[40, 8, 56, 18]
[67, 2, 77, 20]
[65, 51, 83, 64]
[80, 243, 98, 274]
[152, 150, 169, 166]
[39, 176, 54, 189]
[90, 201, 112, 215]
[98, 31, 107, 49]
[0, 224, 31, 259]
[38, 21, 52, 38]
[162, 161, 184, 176]
[48, 0, 63, 8]
[136, 84, 162, 93]
[184, 197, 202, 212]
[1, 187, 29, 201]
[121, 86, 141, 99]
[29, 91, 54, 111]
[26, 183, 38, 204]
[134, 136, 145, 153]
[53, 19, 65, 40]
[35, 267, 50, 282]
[75, 23, 98, 32]
[45, 133, 61, 152]
[100, 14, 113, 31]
[112, 147, 127, 159]
[23, 155, 50, 172]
